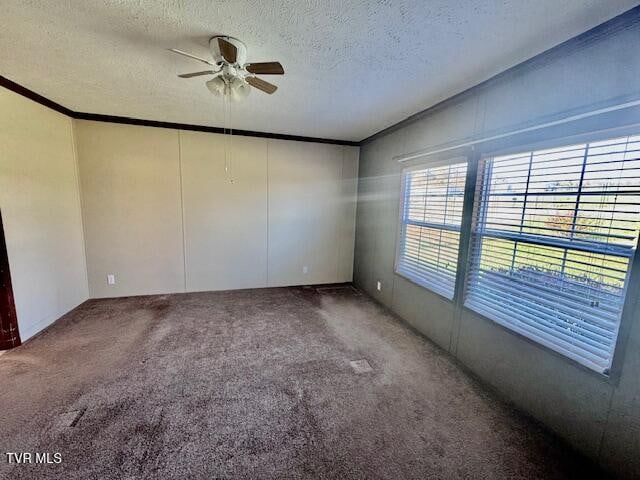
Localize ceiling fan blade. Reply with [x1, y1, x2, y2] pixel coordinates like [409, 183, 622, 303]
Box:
[168, 48, 215, 66]
[178, 70, 215, 78]
[218, 37, 238, 64]
[246, 76, 278, 94]
[245, 62, 284, 75]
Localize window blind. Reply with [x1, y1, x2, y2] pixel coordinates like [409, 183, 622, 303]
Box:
[396, 161, 467, 299]
[465, 134, 640, 374]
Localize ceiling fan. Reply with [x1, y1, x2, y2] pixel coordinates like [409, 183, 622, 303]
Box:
[169, 36, 284, 101]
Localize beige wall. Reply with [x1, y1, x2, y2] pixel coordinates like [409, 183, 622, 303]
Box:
[0, 90, 357, 333]
[0, 88, 88, 340]
[75, 122, 185, 298]
[267, 139, 357, 286]
[75, 120, 358, 297]
[180, 131, 268, 292]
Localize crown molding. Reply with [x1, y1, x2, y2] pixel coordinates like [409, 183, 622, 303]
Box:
[360, 5, 640, 145]
[0, 75, 358, 147]
[0, 75, 74, 117]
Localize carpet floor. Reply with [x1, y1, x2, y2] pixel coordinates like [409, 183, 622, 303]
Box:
[0, 286, 607, 479]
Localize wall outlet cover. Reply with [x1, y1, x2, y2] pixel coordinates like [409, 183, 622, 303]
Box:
[107, 274, 116, 285]
[376, 281, 382, 291]
[302, 266, 308, 274]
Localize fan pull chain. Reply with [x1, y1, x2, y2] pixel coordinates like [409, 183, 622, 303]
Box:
[222, 89, 235, 184]
[228, 90, 234, 183]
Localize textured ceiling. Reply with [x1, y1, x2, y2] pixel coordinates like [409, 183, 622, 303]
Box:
[1, 1, 637, 141]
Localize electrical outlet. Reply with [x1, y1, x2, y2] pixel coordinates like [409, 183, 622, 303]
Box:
[302, 265, 308, 274]
[376, 280, 382, 291]
[107, 274, 116, 285]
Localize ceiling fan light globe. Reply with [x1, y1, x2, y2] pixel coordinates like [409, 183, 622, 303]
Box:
[229, 79, 251, 102]
[206, 76, 226, 96]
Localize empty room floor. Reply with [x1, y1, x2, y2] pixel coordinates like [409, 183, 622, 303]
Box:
[0, 287, 605, 479]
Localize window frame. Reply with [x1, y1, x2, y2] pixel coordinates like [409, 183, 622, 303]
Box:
[393, 126, 640, 380]
[394, 157, 470, 300]
[461, 132, 640, 379]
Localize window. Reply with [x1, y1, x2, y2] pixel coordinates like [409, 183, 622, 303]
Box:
[465, 134, 640, 374]
[396, 161, 467, 299]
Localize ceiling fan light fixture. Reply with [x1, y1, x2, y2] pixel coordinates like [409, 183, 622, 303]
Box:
[206, 76, 226, 96]
[171, 36, 284, 99]
[229, 77, 251, 102]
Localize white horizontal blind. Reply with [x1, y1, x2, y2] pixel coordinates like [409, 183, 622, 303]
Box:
[396, 161, 467, 298]
[465, 134, 640, 373]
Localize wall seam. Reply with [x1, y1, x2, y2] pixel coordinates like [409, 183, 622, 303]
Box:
[390, 132, 411, 313]
[351, 147, 360, 282]
[596, 385, 618, 462]
[178, 130, 188, 293]
[338, 146, 346, 282]
[266, 139, 270, 287]
[69, 119, 91, 299]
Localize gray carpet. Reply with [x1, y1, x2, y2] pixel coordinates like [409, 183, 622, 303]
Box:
[0, 286, 606, 479]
